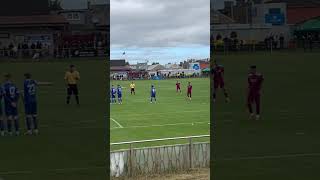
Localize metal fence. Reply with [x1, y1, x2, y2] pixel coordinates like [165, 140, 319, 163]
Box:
[0, 47, 108, 59]
[110, 135, 210, 178]
[212, 40, 320, 55]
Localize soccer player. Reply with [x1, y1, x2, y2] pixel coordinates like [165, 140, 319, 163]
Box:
[2, 73, 20, 136]
[247, 65, 264, 120]
[150, 85, 156, 103]
[130, 82, 135, 95]
[23, 73, 38, 135]
[117, 85, 122, 104]
[0, 85, 4, 136]
[110, 85, 116, 104]
[187, 82, 192, 101]
[64, 65, 80, 105]
[176, 81, 181, 93]
[213, 62, 230, 103]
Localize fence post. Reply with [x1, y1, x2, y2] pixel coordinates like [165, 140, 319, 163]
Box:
[189, 137, 193, 169]
[129, 143, 133, 177]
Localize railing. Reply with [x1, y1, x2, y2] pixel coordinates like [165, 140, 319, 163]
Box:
[212, 40, 320, 54]
[0, 47, 108, 59]
[110, 135, 210, 178]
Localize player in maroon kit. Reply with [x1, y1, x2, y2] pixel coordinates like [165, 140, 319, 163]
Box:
[187, 82, 192, 101]
[213, 62, 229, 103]
[247, 65, 264, 120]
[176, 81, 181, 93]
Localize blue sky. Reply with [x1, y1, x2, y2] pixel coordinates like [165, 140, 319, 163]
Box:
[111, 0, 210, 65]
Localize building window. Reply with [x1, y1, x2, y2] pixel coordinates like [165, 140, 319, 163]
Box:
[66, 12, 80, 20]
[73, 13, 80, 20]
[269, 8, 281, 14]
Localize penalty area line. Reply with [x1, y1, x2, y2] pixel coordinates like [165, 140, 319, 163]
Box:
[111, 117, 124, 128]
[110, 121, 210, 130]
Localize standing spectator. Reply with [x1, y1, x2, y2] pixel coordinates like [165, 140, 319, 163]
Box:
[279, 34, 284, 49]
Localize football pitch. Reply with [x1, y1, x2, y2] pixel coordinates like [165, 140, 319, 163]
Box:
[110, 78, 210, 150]
[0, 59, 106, 180]
[213, 52, 320, 179]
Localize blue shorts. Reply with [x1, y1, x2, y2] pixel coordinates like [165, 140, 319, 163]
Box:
[151, 94, 156, 98]
[25, 102, 37, 115]
[118, 94, 122, 98]
[5, 104, 18, 117]
[111, 95, 116, 98]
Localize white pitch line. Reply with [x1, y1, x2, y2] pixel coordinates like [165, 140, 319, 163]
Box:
[219, 153, 320, 161]
[0, 166, 105, 175]
[110, 121, 210, 130]
[111, 117, 124, 128]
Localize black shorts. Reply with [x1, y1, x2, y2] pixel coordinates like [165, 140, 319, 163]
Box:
[67, 84, 79, 95]
[131, 88, 135, 92]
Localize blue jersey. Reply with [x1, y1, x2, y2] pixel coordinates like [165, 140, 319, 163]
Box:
[151, 87, 156, 97]
[111, 88, 116, 97]
[117, 87, 122, 97]
[2, 81, 19, 104]
[24, 79, 37, 104]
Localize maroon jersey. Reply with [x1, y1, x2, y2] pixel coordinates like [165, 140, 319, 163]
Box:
[176, 82, 181, 89]
[187, 85, 192, 93]
[248, 73, 264, 94]
[213, 65, 224, 81]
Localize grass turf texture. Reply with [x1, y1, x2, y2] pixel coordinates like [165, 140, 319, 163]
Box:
[110, 78, 210, 150]
[0, 60, 106, 180]
[213, 52, 320, 179]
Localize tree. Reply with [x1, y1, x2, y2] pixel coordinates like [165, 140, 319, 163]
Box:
[49, 0, 63, 11]
[152, 62, 159, 65]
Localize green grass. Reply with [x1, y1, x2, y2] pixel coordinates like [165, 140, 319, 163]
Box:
[0, 60, 106, 180]
[213, 52, 320, 179]
[110, 78, 210, 150]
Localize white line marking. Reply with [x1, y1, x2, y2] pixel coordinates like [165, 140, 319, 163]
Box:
[0, 166, 105, 175]
[219, 153, 320, 161]
[110, 121, 209, 130]
[110, 110, 209, 118]
[111, 118, 124, 128]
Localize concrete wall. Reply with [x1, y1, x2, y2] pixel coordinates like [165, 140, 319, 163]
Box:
[110, 142, 210, 178]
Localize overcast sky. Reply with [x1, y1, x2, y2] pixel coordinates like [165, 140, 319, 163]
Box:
[61, 0, 108, 9]
[110, 0, 210, 64]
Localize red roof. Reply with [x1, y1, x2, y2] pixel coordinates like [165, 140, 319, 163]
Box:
[200, 62, 209, 69]
[0, 15, 68, 27]
[287, 7, 320, 24]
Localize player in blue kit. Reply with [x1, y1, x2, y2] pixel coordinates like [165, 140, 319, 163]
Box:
[2, 73, 20, 136]
[23, 73, 39, 135]
[117, 85, 122, 104]
[110, 85, 116, 104]
[150, 85, 156, 103]
[0, 85, 4, 136]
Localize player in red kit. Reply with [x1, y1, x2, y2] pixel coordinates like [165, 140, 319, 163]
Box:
[213, 61, 229, 103]
[176, 81, 181, 93]
[247, 65, 264, 120]
[187, 82, 192, 101]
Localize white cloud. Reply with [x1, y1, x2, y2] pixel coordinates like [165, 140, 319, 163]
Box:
[111, 0, 210, 49]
